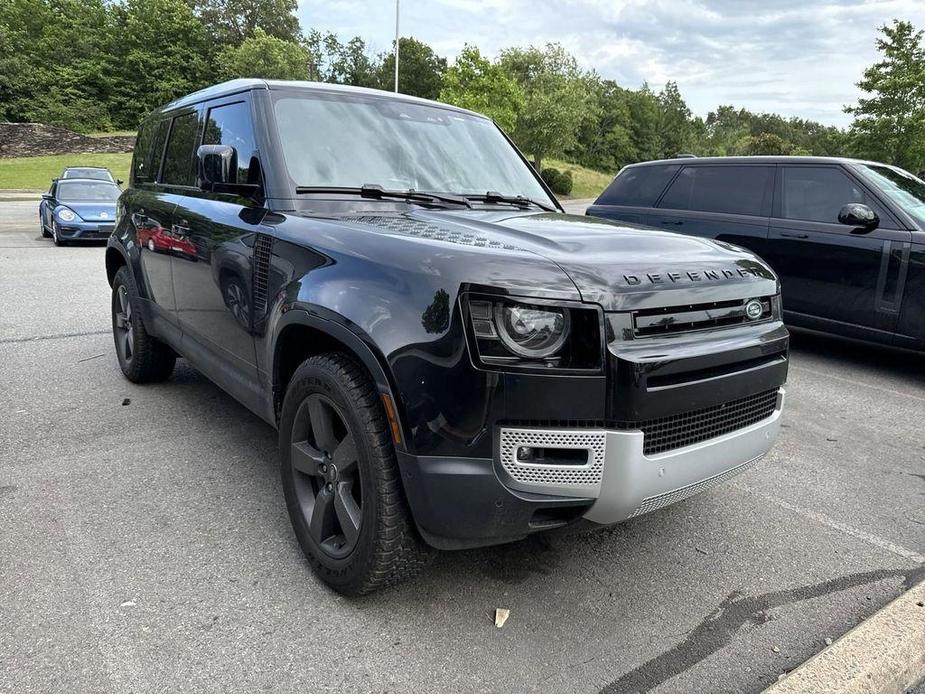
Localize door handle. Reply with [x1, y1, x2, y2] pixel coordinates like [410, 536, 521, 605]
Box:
[661, 220, 684, 226]
[780, 231, 809, 239]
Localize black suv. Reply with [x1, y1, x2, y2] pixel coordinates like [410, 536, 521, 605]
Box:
[106, 80, 788, 594]
[588, 157, 925, 351]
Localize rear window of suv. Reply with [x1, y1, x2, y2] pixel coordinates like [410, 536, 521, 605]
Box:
[659, 165, 771, 216]
[597, 165, 679, 206]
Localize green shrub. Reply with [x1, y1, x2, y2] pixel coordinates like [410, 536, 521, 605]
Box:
[540, 167, 561, 191]
[556, 170, 574, 196]
[541, 167, 573, 196]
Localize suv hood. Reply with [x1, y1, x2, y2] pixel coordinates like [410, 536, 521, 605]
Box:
[340, 209, 778, 311]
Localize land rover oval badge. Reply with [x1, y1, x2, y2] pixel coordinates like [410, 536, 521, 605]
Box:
[745, 299, 763, 320]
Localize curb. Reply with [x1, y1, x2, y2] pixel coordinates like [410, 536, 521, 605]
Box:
[765, 578, 925, 693]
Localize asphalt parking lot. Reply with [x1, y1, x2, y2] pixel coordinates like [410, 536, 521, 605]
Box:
[1, 198, 923, 694]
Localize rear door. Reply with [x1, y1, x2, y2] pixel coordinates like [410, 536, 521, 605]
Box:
[646, 164, 774, 259]
[763, 164, 912, 336]
[128, 115, 180, 331]
[586, 164, 679, 225]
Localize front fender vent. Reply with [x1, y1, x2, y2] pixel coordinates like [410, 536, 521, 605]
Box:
[252, 233, 273, 316]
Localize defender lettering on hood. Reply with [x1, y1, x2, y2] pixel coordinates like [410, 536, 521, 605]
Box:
[622, 266, 769, 286]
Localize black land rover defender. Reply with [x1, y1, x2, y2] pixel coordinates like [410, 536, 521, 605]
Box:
[106, 79, 789, 595]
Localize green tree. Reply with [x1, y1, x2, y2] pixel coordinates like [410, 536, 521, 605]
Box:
[194, 0, 300, 44]
[657, 81, 692, 157]
[439, 45, 523, 131]
[0, 0, 115, 130]
[734, 132, 792, 155]
[303, 31, 380, 87]
[107, 0, 212, 128]
[845, 20, 925, 170]
[217, 28, 309, 81]
[379, 37, 447, 99]
[498, 43, 592, 170]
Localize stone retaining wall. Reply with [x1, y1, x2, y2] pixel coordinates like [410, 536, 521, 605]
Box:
[0, 122, 135, 158]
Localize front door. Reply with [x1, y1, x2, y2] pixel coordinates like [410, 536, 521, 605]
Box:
[168, 98, 264, 408]
[764, 165, 912, 336]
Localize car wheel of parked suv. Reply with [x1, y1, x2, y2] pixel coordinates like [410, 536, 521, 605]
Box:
[111, 266, 176, 382]
[279, 354, 432, 595]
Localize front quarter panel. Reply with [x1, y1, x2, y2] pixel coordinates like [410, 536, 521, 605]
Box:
[260, 213, 584, 457]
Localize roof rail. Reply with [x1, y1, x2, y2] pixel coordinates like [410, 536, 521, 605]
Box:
[675, 153, 697, 159]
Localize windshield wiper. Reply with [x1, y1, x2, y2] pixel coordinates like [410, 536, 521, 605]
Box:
[295, 184, 471, 208]
[464, 191, 558, 212]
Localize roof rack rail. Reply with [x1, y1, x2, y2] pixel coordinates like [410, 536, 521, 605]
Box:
[675, 153, 697, 159]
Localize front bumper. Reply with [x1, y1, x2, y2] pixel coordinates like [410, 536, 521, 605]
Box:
[56, 220, 114, 240]
[400, 388, 784, 549]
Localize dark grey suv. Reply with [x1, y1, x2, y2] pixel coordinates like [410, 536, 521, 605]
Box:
[588, 156, 925, 352]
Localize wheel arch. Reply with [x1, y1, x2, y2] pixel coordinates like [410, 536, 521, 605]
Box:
[271, 310, 409, 453]
[105, 244, 130, 287]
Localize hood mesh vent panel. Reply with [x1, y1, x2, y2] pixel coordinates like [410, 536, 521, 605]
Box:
[342, 215, 522, 250]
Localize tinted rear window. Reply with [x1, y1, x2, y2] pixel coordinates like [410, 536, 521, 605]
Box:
[597, 165, 679, 206]
[161, 112, 200, 187]
[660, 165, 771, 216]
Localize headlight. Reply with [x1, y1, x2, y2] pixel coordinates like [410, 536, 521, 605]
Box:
[493, 303, 570, 358]
[466, 296, 602, 371]
[57, 208, 77, 222]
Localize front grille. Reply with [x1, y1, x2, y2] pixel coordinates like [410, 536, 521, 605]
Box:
[618, 389, 779, 455]
[633, 297, 772, 337]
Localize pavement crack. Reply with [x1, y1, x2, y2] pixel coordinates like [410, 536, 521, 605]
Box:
[598, 566, 925, 694]
[0, 329, 109, 345]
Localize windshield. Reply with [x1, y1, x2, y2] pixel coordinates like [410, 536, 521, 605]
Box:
[57, 181, 119, 202]
[272, 91, 552, 204]
[64, 168, 113, 181]
[856, 164, 925, 226]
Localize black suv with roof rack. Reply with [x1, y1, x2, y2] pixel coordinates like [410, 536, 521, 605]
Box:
[105, 80, 788, 595]
[588, 156, 925, 352]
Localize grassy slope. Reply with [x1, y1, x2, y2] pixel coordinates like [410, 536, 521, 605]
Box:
[546, 158, 614, 200]
[0, 149, 613, 198]
[0, 152, 132, 189]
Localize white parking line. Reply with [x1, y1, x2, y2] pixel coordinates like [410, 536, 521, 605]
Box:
[734, 483, 925, 564]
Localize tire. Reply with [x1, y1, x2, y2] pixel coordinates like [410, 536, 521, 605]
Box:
[40, 216, 50, 238]
[279, 353, 432, 595]
[111, 266, 176, 383]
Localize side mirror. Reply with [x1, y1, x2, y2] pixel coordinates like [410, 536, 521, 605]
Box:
[197, 144, 237, 190]
[838, 203, 879, 231]
[41, 193, 53, 200]
[116, 179, 124, 186]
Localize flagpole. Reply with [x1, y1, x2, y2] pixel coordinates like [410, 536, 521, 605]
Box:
[393, 0, 400, 92]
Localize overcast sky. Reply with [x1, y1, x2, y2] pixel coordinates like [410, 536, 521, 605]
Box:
[297, 0, 925, 127]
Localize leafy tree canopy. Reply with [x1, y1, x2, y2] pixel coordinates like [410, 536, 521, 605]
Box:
[439, 45, 523, 131]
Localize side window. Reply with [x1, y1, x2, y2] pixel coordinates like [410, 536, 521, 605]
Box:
[133, 119, 170, 184]
[202, 101, 259, 184]
[780, 166, 887, 224]
[659, 166, 771, 216]
[161, 112, 200, 187]
[597, 165, 679, 206]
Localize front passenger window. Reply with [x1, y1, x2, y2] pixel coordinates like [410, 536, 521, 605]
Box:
[780, 167, 884, 224]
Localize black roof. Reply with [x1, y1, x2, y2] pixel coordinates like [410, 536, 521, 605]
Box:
[627, 155, 886, 167]
[155, 79, 483, 118]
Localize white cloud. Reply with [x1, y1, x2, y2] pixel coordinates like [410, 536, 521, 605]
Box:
[296, 0, 925, 125]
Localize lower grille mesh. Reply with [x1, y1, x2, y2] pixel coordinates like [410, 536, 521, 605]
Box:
[618, 389, 779, 455]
